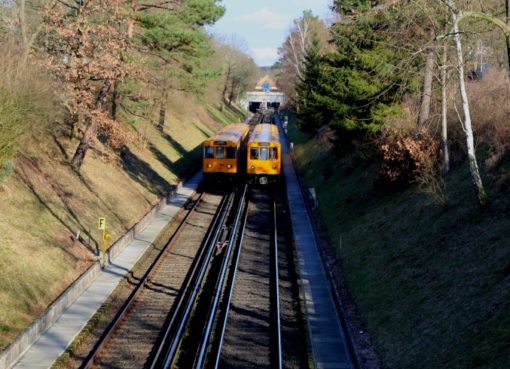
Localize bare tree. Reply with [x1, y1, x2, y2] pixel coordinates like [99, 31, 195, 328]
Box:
[445, 0, 487, 205]
[277, 10, 327, 103]
[440, 42, 450, 175]
[418, 29, 436, 127]
[506, 0, 510, 70]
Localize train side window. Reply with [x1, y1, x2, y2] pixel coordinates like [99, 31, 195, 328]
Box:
[226, 147, 236, 159]
[260, 147, 269, 160]
[216, 146, 225, 159]
[250, 148, 259, 160]
[270, 148, 278, 160]
[204, 146, 214, 158]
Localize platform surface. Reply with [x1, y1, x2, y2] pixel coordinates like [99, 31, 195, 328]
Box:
[279, 116, 353, 369]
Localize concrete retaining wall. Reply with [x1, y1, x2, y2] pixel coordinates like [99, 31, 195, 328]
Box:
[0, 185, 181, 369]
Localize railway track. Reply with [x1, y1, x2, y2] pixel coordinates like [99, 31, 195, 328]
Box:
[154, 186, 308, 369]
[79, 190, 229, 369]
[212, 189, 280, 369]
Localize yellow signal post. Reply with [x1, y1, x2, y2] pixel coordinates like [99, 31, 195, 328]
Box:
[98, 217, 110, 267]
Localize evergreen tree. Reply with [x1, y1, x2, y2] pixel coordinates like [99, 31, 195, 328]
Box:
[134, 0, 224, 129]
[135, 0, 224, 92]
[297, 2, 416, 152]
[295, 37, 324, 134]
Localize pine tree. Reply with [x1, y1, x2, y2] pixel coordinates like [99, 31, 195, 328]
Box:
[135, 0, 225, 129]
[295, 36, 324, 134]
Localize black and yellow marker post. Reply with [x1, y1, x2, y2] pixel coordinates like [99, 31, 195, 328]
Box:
[98, 217, 111, 267]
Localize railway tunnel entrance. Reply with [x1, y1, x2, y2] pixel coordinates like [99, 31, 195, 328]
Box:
[242, 75, 287, 113]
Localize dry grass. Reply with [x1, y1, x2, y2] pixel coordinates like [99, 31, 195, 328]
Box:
[0, 78, 244, 350]
[0, 40, 58, 183]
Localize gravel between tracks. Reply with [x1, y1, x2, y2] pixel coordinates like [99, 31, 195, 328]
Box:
[90, 192, 223, 369]
[219, 188, 308, 369]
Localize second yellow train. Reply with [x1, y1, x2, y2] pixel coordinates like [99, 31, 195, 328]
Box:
[246, 123, 281, 185]
[202, 122, 282, 184]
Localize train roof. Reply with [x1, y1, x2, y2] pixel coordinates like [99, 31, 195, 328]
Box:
[203, 123, 250, 145]
[248, 124, 280, 144]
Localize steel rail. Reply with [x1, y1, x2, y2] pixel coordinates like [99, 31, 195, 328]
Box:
[194, 185, 249, 369]
[272, 199, 283, 369]
[80, 192, 206, 369]
[208, 190, 250, 369]
[150, 190, 234, 369]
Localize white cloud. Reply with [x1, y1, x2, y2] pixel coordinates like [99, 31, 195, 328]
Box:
[236, 8, 292, 30]
[252, 47, 279, 66]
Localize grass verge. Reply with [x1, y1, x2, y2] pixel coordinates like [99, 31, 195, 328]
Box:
[287, 113, 510, 369]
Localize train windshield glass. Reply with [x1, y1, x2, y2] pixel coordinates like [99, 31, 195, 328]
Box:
[226, 147, 236, 159]
[204, 146, 214, 158]
[216, 146, 226, 159]
[250, 148, 259, 160]
[270, 148, 278, 160]
[260, 148, 269, 160]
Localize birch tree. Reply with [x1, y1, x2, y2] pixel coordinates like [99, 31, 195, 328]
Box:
[440, 0, 510, 205]
[277, 10, 327, 104]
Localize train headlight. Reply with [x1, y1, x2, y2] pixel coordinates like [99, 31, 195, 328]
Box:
[227, 164, 232, 169]
[251, 165, 255, 170]
[207, 164, 212, 168]
[272, 165, 277, 169]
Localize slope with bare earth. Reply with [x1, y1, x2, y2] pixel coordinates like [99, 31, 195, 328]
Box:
[0, 93, 245, 351]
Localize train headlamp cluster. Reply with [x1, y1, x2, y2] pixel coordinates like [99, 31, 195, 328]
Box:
[227, 164, 232, 169]
[207, 164, 212, 168]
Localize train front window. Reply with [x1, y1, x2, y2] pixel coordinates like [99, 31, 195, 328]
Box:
[216, 146, 226, 159]
[226, 147, 236, 159]
[204, 146, 214, 158]
[250, 148, 259, 160]
[270, 148, 278, 160]
[260, 148, 269, 160]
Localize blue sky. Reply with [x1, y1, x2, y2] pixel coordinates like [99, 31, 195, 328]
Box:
[211, 0, 333, 66]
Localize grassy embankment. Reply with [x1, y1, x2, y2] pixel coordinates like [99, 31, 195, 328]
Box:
[0, 91, 245, 350]
[287, 116, 510, 369]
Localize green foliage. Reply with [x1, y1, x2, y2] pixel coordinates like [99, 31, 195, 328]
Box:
[296, 4, 417, 153]
[136, 0, 225, 93]
[333, 0, 372, 15]
[0, 87, 38, 183]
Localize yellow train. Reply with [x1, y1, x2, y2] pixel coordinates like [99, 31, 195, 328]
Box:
[202, 123, 250, 180]
[246, 123, 281, 185]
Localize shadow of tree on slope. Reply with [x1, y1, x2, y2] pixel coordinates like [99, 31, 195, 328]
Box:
[148, 143, 201, 180]
[15, 155, 98, 256]
[120, 146, 170, 196]
[161, 132, 188, 157]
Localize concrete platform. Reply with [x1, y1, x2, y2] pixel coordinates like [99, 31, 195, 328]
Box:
[278, 117, 353, 369]
[11, 173, 202, 369]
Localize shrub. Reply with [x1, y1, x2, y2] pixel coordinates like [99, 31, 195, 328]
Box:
[376, 128, 440, 190]
[0, 39, 57, 184]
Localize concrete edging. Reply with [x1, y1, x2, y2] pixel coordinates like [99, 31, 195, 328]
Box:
[0, 183, 182, 369]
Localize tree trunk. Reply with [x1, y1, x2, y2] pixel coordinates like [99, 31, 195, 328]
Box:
[71, 80, 111, 171]
[158, 89, 168, 131]
[449, 3, 487, 206]
[418, 32, 435, 127]
[440, 43, 450, 175]
[71, 122, 92, 171]
[111, 81, 119, 121]
[222, 63, 232, 101]
[506, 0, 510, 71]
[228, 80, 235, 105]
